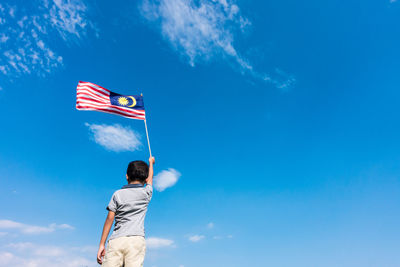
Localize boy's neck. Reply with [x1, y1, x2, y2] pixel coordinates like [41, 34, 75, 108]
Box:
[128, 181, 143, 185]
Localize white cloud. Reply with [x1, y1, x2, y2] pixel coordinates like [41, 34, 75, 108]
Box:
[146, 237, 174, 249]
[8, 6, 15, 18]
[188, 234, 205, 242]
[37, 40, 45, 50]
[0, 219, 74, 235]
[266, 68, 296, 91]
[140, 0, 295, 89]
[153, 168, 181, 191]
[0, 34, 8, 43]
[47, 0, 94, 40]
[207, 222, 214, 229]
[71, 245, 98, 254]
[7, 243, 64, 257]
[213, 234, 233, 240]
[0, 252, 14, 267]
[57, 223, 75, 230]
[85, 123, 142, 152]
[0, 0, 95, 79]
[141, 0, 248, 67]
[0, 66, 7, 75]
[0, 243, 97, 267]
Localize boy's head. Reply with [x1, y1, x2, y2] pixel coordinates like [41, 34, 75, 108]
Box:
[126, 160, 149, 184]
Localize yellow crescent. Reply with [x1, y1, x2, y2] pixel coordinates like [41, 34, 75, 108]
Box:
[127, 96, 137, 107]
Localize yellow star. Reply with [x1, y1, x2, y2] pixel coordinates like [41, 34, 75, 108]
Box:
[118, 97, 129, 106]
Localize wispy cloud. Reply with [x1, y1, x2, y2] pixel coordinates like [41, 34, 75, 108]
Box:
[0, 34, 9, 43]
[85, 123, 142, 152]
[141, 0, 249, 67]
[188, 234, 205, 242]
[7, 243, 64, 257]
[212, 234, 233, 240]
[153, 168, 181, 191]
[146, 237, 174, 249]
[207, 222, 214, 229]
[46, 0, 94, 40]
[0, 1, 95, 79]
[0, 219, 74, 235]
[0, 242, 96, 267]
[140, 0, 295, 89]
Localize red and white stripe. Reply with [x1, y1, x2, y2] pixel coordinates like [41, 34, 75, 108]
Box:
[76, 81, 145, 120]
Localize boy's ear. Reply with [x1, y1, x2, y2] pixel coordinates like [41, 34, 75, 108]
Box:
[126, 174, 129, 181]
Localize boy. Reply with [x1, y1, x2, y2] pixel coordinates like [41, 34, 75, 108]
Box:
[97, 156, 155, 267]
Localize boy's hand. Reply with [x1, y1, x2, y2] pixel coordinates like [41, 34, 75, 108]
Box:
[97, 244, 106, 264]
[149, 156, 155, 165]
[97, 211, 114, 264]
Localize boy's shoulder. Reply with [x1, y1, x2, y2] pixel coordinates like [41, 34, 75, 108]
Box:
[112, 184, 153, 198]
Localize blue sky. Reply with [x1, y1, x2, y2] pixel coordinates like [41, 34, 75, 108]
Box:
[1, 0, 400, 266]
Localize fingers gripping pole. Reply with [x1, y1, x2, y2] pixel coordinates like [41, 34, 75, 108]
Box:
[144, 119, 152, 158]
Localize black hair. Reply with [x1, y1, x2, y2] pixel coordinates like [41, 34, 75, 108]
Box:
[126, 160, 149, 184]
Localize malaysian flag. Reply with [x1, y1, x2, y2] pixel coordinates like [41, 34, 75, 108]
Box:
[76, 81, 145, 120]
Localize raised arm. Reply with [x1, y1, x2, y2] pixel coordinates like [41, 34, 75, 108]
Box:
[97, 211, 115, 264]
[146, 156, 155, 186]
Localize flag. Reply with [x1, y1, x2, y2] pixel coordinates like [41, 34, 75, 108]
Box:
[76, 81, 145, 120]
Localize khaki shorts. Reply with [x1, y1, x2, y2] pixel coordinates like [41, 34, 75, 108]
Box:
[102, 236, 146, 267]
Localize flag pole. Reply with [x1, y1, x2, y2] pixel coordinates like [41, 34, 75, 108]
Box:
[142, 93, 152, 158]
[144, 119, 152, 158]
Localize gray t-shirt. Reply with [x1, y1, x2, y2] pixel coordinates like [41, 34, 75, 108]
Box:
[107, 184, 153, 240]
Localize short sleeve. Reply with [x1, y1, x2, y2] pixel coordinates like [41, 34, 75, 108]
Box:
[106, 193, 118, 212]
[144, 185, 153, 201]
